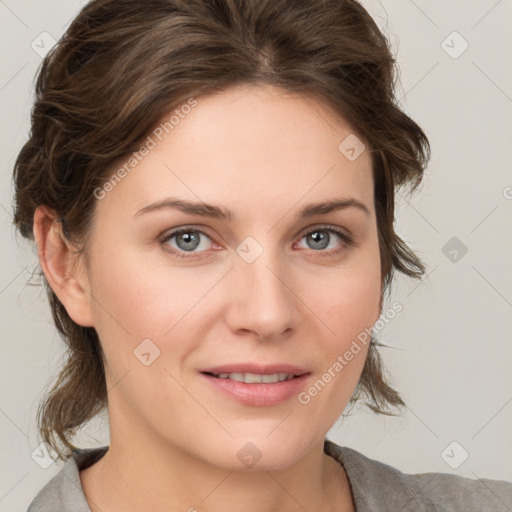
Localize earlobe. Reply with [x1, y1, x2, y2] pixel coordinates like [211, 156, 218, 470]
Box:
[33, 205, 95, 327]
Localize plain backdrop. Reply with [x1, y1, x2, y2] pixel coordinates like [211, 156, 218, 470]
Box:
[1, 1, 511, 510]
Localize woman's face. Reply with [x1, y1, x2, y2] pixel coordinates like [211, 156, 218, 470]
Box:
[77, 83, 381, 470]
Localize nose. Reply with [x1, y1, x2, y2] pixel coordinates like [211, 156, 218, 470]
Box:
[224, 247, 301, 341]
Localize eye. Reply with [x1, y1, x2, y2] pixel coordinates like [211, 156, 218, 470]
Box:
[295, 226, 354, 256]
[160, 227, 214, 258]
[159, 225, 355, 260]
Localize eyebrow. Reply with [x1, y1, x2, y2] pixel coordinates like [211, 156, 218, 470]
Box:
[133, 196, 371, 221]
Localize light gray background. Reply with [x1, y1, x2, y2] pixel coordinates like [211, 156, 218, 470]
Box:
[1, 0, 511, 510]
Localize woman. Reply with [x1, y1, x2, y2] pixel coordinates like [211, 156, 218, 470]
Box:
[13, 0, 511, 510]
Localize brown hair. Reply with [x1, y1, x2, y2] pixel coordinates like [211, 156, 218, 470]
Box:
[12, 0, 430, 461]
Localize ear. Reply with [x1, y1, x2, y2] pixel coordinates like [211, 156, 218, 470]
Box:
[33, 205, 95, 327]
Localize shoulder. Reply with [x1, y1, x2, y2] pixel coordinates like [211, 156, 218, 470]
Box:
[27, 446, 108, 512]
[324, 440, 512, 512]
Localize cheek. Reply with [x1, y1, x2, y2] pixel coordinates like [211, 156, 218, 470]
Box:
[90, 247, 177, 328]
[313, 277, 378, 393]
[324, 271, 380, 335]
[300, 247, 381, 392]
[87, 249, 223, 365]
[308, 252, 381, 344]
[295, 269, 379, 425]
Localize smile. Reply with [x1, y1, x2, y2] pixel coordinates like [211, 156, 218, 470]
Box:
[200, 371, 311, 407]
[204, 372, 298, 383]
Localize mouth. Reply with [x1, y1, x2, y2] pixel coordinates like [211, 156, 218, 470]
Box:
[201, 371, 305, 383]
[199, 366, 311, 407]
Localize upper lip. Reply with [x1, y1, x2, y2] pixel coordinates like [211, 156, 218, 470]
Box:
[200, 364, 310, 376]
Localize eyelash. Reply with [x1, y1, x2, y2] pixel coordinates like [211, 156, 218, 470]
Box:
[159, 225, 355, 260]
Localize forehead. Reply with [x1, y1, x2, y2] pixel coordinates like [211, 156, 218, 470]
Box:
[97, 83, 374, 220]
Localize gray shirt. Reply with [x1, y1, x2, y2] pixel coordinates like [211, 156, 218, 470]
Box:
[27, 439, 512, 511]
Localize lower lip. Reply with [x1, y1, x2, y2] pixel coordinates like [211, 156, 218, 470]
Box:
[200, 372, 311, 407]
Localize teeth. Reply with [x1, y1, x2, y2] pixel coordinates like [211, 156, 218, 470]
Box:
[214, 372, 296, 383]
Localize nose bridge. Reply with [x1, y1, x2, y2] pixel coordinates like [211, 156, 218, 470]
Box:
[227, 235, 298, 339]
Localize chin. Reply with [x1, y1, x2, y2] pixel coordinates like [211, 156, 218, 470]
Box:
[198, 431, 318, 472]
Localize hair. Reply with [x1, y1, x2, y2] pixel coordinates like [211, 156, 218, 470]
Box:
[12, 0, 430, 461]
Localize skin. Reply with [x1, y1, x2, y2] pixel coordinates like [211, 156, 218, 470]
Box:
[34, 83, 382, 512]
